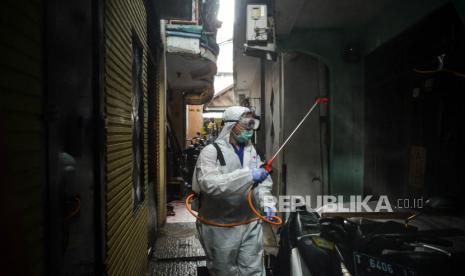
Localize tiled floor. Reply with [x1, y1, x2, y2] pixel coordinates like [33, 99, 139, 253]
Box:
[150, 222, 206, 276]
[151, 260, 206, 276]
[151, 199, 205, 276]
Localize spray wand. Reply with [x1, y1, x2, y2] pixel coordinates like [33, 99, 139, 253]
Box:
[262, 97, 329, 173]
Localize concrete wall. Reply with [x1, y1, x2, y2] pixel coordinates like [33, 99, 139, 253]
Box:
[45, 0, 104, 273]
[281, 53, 329, 202]
[186, 105, 204, 142]
[357, 0, 452, 55]
[261, 53, 331, 200]
[279, 31, 364, 196]
[275, 0, 457, 196]
[263, 58, 283, 195]
[0, 0, 45, 274]
[362, 3, 465, 199]
[453, 0, 465, 24]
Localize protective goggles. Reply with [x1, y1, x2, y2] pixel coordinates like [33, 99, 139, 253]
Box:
[226, 117, 260, 130]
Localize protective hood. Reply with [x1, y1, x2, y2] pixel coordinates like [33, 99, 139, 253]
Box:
[216, 106, 251, 142]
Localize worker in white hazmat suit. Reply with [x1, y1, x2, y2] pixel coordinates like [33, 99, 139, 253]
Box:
[192, 106, 276, 276]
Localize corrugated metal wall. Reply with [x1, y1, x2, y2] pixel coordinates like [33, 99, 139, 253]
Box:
[104, 0, 149, 275]
[156, 52, 167, 225]
[0, 0, 45, 275]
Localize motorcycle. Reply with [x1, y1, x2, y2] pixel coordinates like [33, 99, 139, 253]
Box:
[274, 197, 465, 276]
[183, 136, 207, 189]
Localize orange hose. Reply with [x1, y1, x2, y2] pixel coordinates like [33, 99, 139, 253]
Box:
[246, 187, 283, 225]
[185, 186, 282, 227]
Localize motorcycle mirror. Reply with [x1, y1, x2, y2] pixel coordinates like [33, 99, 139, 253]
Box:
[424, 196, 460, 213]
[320, 229, 344, 244]
[319, 217, 350, 243]
[405, 196, 463, 228]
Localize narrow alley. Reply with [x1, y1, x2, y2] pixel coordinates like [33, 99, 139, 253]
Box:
[1, 0, 465, 276]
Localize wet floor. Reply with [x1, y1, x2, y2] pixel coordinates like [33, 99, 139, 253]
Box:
[166, 200, 196, 223]
[150, 222, 206, 276]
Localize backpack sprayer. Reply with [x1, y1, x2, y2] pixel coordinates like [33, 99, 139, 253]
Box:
[185, 97, 329, 227]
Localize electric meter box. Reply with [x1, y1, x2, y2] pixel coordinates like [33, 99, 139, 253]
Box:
[246, 4, 268, 45]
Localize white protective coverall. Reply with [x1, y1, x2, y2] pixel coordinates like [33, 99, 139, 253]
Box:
[192, 106, 276, 276]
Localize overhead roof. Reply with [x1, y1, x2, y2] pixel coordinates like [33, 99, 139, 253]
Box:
[204, 84, 235, 111]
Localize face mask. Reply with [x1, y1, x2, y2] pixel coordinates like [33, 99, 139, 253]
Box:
[233, 130, 253, 145]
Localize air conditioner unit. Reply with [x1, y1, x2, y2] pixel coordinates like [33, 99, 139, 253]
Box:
[246, 4, 268, 45]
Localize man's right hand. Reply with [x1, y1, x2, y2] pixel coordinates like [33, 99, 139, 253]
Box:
[251, 168, 269, 184]
[264, 206, 276, 221]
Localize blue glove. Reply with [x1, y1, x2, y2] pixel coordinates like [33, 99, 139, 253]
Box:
[252, 168, 269, 183]
[264, 206, 276, 221]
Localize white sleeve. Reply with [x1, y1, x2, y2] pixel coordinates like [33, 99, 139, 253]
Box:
[193, 145, 253, 196]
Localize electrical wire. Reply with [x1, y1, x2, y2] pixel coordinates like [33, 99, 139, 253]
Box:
[218, 38, 233, 45]
[414, 68, 465, 79]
